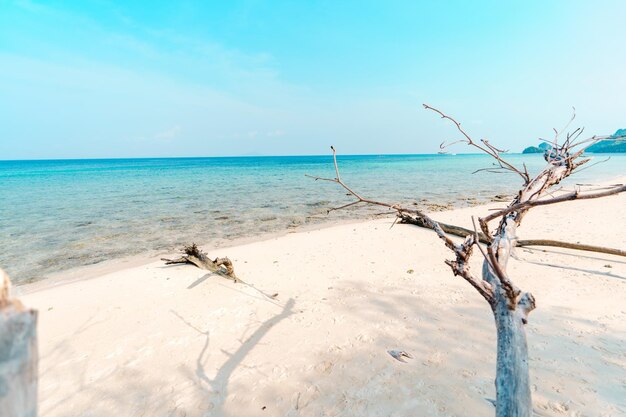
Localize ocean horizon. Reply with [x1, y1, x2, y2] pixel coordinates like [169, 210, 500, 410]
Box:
[2, 152, 624, 284]
[0, 151, 547, 162]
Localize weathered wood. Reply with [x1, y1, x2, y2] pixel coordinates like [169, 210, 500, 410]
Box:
[516, 239, 626, 257]
[162, 244, 239, 282]
[0, 269, 38, 417]
[310, 106, 626, 416]
[398, 213, 626, 257]
[398, 212, 490, 241]
[482, 219, 535, 417]
[492, 298, 533, 417]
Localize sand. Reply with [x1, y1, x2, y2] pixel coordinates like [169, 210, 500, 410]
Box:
[17, 185, 626, 417]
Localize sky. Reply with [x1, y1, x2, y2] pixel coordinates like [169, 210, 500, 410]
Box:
[1, 0, 625, 159]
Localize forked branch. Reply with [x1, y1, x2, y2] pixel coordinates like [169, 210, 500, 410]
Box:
[481, 184, 626, 224]
[397, 212, 626, 257]
[307, 146, 495, 304]
[309, 106, 625, 417]
[162, 243, 239, 282]
[423, 104, 530, 184]
[309, 105, 626, 310]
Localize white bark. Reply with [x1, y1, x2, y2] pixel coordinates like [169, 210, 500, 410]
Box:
[0, 270, 38, 417]
[491, 289, 533, 417]
[483, 220, 535, 417]
[478, 160, 571, 416]
[309, 132, 625, 416]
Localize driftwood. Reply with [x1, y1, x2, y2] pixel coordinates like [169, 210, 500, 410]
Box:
[310, 105, 626, 417]
[397, 212, 626, 257]
[516, 239, 626, 256]
[161, 244, 239, 282]
[0, 269, 38, 417]
[162, 244, 284, 301]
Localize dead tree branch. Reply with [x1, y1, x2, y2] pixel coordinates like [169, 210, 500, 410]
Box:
[162, 243, 239, 282]
[517, 239, 626, 257]
[397, 212, 626, 257]
[423, 104, 530, 184]
[307, 147, 496, 302]
[482, 184, 626, 224]
[309, 104, 626, 417]
[305, 146, 417, 214]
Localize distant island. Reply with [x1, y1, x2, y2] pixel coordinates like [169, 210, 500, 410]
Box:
[586, 128, 626, 152]
[522, 142, 552, 154]
[523, 129, 626, 153]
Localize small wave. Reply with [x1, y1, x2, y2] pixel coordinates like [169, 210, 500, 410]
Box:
[306, 200, 331, 207]
[259, 215, 278, 222]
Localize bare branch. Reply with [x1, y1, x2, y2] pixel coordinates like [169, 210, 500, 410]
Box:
[552, 106, 576, 147]
[472, 216, 491, 262]
[472, 166, 514, 175]
[440, 139, 468, 150]
[327, 200, 362, 213]
[487, 236, 520, 307]
[307, 147, 495, 303]
[305, 147, 423, 215]
[309, 107, 626, 313]
[571, 156, 611, 175]
[481, 139, 508, 153]
[482, 184, 626, 224]
[399, 213, 626, 257]
[308, 106, 625, 416]
[423, 104, 530, 184]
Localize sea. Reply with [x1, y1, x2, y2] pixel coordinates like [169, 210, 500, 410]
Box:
[1, 153, 624, 284]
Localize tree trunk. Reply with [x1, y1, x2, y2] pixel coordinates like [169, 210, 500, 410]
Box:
[0, 270, 38, 417]
[483, 217, 535, 417]
[492, 297, 532, 417]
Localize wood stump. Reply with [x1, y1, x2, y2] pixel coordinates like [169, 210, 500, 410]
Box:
[0, 269, 38, 417]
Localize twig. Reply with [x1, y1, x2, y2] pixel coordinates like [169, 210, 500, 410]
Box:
[423, 104, 530, 184]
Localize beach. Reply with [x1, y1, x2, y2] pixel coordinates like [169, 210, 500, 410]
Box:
[18, 183, 626, 417]
[5, 2, 626, 416]
[3, 154, 626, 285]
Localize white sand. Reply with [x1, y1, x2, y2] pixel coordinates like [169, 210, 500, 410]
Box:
[19, 187, 626, 417]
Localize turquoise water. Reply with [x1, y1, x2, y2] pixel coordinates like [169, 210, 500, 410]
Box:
[1, 153, 624, 284]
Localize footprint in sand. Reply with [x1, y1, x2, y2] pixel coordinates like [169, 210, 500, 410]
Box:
[314, 360, 334, 375]
[422, 351, 445, 367]
[196, 399, 214, 412]
[459, 369, 476, 379]
[291, 385, 321, 411]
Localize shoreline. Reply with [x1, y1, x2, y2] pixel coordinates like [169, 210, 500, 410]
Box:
[15, 172, 626, 295]
[19, 182, 626, 416]
[5, 154, 625, 287]
[15, 214, 393, 295]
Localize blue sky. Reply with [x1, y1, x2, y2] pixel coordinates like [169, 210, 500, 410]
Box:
[1, 0, 625, 159]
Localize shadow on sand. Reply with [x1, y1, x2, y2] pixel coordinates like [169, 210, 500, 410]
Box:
[171, 298, 295, 415]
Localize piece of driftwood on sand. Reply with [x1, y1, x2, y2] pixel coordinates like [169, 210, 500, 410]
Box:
[161, 243, 239, 282]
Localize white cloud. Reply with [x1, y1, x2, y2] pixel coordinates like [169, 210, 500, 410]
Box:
[266, 129, 284, 137]
[154, 125, 181, 141]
